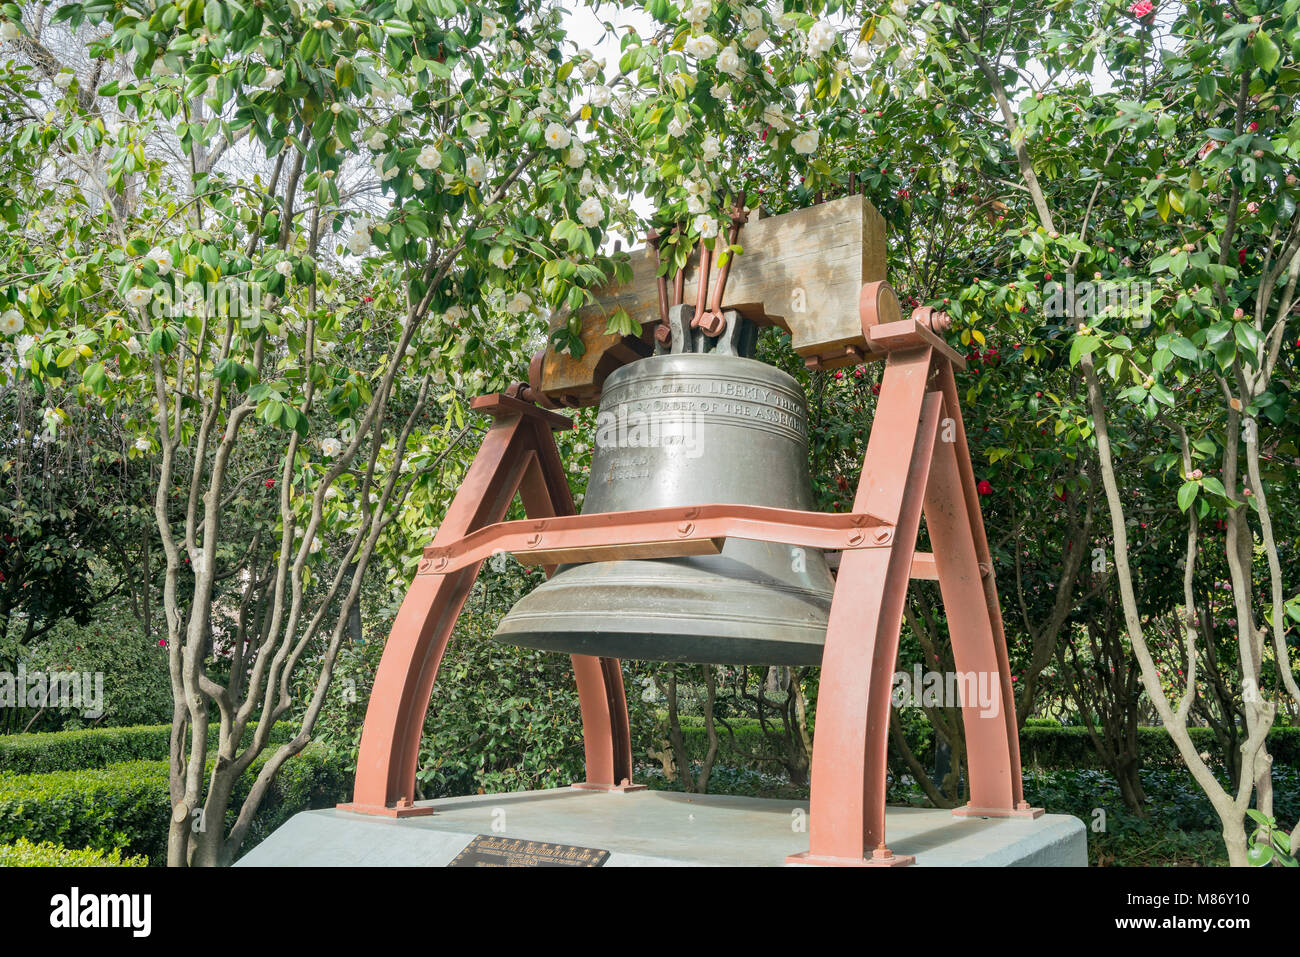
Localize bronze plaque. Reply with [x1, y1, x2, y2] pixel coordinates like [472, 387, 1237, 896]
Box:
[448, 834, 609, 867]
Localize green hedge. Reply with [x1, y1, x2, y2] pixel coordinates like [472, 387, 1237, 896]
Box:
[0, 745, 351, 865]
[0, 837, 147, 867]
[1019, 725, 1300, 770]
[0, 721, 293, 775]
[668, 716, 1300, 771]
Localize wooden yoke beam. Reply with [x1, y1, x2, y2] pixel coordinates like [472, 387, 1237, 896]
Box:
[537, 195, 888, 407]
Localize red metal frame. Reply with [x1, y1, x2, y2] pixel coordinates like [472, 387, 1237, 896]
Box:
[341, 326, 1039, 864]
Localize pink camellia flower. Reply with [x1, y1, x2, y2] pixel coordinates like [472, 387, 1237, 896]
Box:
[1128, 0, 1155, 19]
[977, 479, 993, 495]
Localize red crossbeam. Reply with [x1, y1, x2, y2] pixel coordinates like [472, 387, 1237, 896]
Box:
[417, 504, 894, 576]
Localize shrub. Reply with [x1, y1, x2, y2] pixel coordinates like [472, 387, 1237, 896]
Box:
[0, 721, 293, 775]
[1019, 725, 1300, 771]
[666, 717, 1300, 775]
[0, 837, 147, 867]
[0, 745, 351, 865]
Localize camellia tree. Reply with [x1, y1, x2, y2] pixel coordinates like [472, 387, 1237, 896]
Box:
[0, 0, 866, 864]
[855, 0, 1300, 864]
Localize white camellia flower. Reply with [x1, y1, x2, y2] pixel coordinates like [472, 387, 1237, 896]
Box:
[259, 68, 284, 88]
[321, 437, 342, 457]
[740, 7, 763, 30]
[711, 81, 731, 100]
[667, 116, 688, 138]
[309, 536, 322, 554]
[134, 437, 150, 452]
[365, 129, 388, 150]
[124, 336, 142, 355]
[774, 11, 798, 30]
[465, 154, 486, 183]
[346, 229, 369, 255]
[445, 305, 467, 322]
[577, 196, 604, 228]
[489, 246, 510, 269]
[807, 20, 836, 56]
[417, 144, 442, 169]
[432, 368, 447, 385]
[466, 117, 490, 137]
[762, 103, 790, 132]
[411, 172, 425, 190]
[0, 309, 22, 335]
[702, 135, 721, 161]
[505, 292, 532, 315]
[125, 287, 153, 308]
[792, 129, 820, 154]
[275, 260, 293, 277]
[565, 142, 586, 168]
[742, 29, 768, 50]
[851, 45, 873, 69]
[896, 45, 915, 67]
[891, 0, 909, 14]
[1, 21, 22, 41]
[53, 71, 74, 90]
[716, 44, 743, 77]
[544, 122, 571, 149]
[14, 334, 35, 355]
[589, 85, 612, 108]
[578, 170, 596, 195]
[374, 157, 399, 181]
[147, 246, 173, 274]
[685, 0, 711, 25]
[580, 57, 602, 80]
[694, 215, 720, 239]
[687, 193, 706, 214]
[481, 17, 498, 38]
[684, 34, 719, 59]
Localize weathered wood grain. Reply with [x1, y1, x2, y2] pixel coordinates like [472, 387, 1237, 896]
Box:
[537, 194, 888, 404]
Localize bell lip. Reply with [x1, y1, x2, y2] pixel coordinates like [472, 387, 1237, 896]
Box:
[489, 630, 826, 667]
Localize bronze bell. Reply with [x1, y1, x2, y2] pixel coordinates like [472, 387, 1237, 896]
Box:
[493, 350, 834, 665]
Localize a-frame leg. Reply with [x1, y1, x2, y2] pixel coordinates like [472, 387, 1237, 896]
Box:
[511, 417, 637, 790]
[794, 346, 1032, 866]
[922, 395, 1021, 814]
[342, 397, 634, 816]
[795, 348, 942, 865]
[932, 363, 1038, 818]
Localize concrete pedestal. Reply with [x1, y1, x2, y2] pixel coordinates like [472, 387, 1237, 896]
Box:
[237, 787, 1086, 867]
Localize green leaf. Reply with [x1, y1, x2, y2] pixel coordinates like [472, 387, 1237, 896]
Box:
[1247, 842, 1274, 866]
[1068, 335, 1101, 366]
[1253, 30, 1280, 72]
[1177, 481, 1199, 513]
